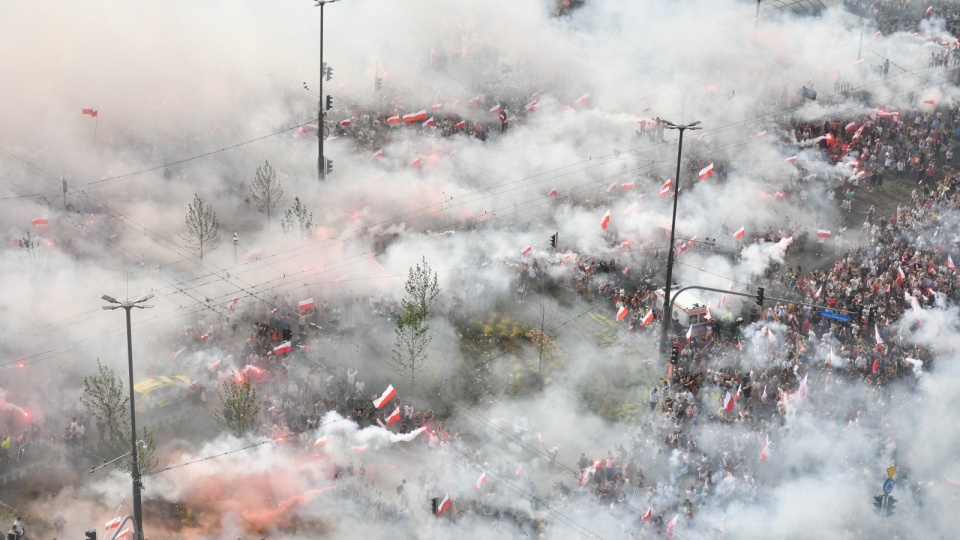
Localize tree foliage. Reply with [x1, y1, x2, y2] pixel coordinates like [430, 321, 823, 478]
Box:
[182, 193, 220, 258]
[18, 232, 45, 275]
[249, 160, 283, 224]
[80, 359, 158, 473]
[212, 378, 261, 437]
[281, 196, 314, 243]
[392, 257, 441, 389]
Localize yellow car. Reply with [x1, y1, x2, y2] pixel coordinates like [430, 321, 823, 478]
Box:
[133, 375, 192, 410]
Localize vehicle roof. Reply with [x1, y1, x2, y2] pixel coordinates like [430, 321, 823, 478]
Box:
[134, 375, 190, 393]
[655, 288, 709, 312]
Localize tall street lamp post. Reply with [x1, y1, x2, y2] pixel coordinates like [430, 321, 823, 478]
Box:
[101, 293, 154, 540]
[314, 0, 340, 182]
[658, 119, 701, 357]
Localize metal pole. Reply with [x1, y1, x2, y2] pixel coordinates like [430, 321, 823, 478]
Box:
[858, 32, 862, 61]
[124, 306, 145, 540]
[659, 128, 686, 356]
[755, 0, 761, 27]
[318, 2, 325, 183]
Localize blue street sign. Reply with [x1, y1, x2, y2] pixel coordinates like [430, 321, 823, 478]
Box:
[883, 478, 895, 494]
[820, 310, 851, 323]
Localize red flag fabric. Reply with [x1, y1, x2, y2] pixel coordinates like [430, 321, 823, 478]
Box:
[666, 515, 677, 540]
[228, 297, 239, 310]
[573, 93, 590, 106]
[852, 126, 865, 140]
[617, 306, 628, 321]
[386, 406, 401, 426]
[423, 117, 436, 127]
[723, 391, 735, 412]
[208, 359, 222, 371]
[813, 285, 822, 299]
[386, 115, 400, 125]
[489, 104, 502, 114]
[816, 229, 832, 239]
[299, 298, 315, 311]
[797, 374, 808, 401]
[548, 188, 558, 196]
[874, 325, 883, 346]
[432, 103, 443, 111]
[313, 436, 328, 447]
[372, 149, 383, 160]
[409, 157, 422, 169]
[455, 120, 466, 129]
[659, 180, 673, 197]
[923, 98, 937, 105]
[82, 107, 98, 118]
[475, 472, 487, 491]
[641, 508, 653, 521]
[872, 358, 879, 373]
[32, 218, 49, 229]
[620, 182, 634, 190]
[531, 89, 544, 99]
[784, 156, 798, 163]
[373, 384, 397, 409]
[685, 325, 693, 343]
[402, 110, 427, 123]
[641, 310, 654, 326]
[844, 122, 857, 133]
[948, 255, 956, 270]
[115, 528, 131, 539]
[600, 210, 611, 230]
[339, 119, 351, 127]
[452, 99, 461, 108]
[516, 466, 522, 477]
[273, 341, 292, 355]
[105, 517, 122, 530]
[469, 96, 481, 105]
[521, 246, 533, 255]
[525, 99, 538, 112]
[733, 226, 745, 240]
[438, 494, 452, 516]
[351, 445, 368, 453]
[896, 266, 906, 282]
[759, 436, 771, 462]
[698, 163, 714, 179]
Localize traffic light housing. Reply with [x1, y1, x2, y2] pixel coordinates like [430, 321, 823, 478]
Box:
[325, 66, 333, 81]
[431, 497, 439, 516]
[325, 95, 333, 111]
[670, 344, 679, 364]
[873, 495, 884, 512]
[886, 496, 896, 517]
[85, 531, 98, 540]
[550, 233, 558, 249]
[375, 77, 383, 92]
[325, 158, 334, 175]
[756, 287, 765, 306]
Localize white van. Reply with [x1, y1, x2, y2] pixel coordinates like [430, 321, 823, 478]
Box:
[653, 287, 711, 337]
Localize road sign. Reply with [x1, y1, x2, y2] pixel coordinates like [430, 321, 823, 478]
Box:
[887, 465, 898, 479]
[883, 478, 895, 494]
[820, 310, 851, 322]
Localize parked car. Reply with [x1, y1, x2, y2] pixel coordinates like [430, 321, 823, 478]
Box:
[133, 375, 192, 410]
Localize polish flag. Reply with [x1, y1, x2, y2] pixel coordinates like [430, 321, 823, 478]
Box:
[756, 130, 768, 138]
[947, 255, 955, 270]
[105, 517, 122, 530]
[735, 338, 743, 350]
[797, 374, 808, 401]
[844, 122, 857, 133]
[32, 218, 49, 230]
[641, 310, 654, 326]
[531, 89, 544, 99]
[816, 229, 832, 239]
[723, 391, 735, 412]
[432, 103, 443, 111]
[704, 305, 712, 321]
[469, 96, 481, 105]
[573, 93, 590, 106]
[659, 180, 673, 197]
[437, 494, 452, 516]
[423, 117, 436, 127]
[475, 472, 487, 491]
[641, 508, 653, 521]
[548, 188, 558, 196]
[82, 107, 98, 118]
[351, 445, 368, 453]
[686, 325, 693, 343]
[607, 182, 618, 193]
[339, 119, 351, 127]
[874, 31, 882, 38]
[874, 325, 883, 346]
[525, 99, 538, 112]
[896, 266, 906, 282]
[404, 110, 428, 123]
[373, 384, 397, 409]
[600, 210, 611, 230]
[270, 307, 279, 315]
[372, 149, 383, 160]
[621, 182, 635, 190]
[521, 246, 533, 255]
[410, 157, 422, 169]
[733, 226, 745, 240]
[274, 341, 292, 355]
[666, 515, 677, 540]
[299, 298, 315, 311]
[386, 406, 401, 426]
[872, 357, 880, 373]
[455, 120, 466, 130]
[200, 333, 210, 341]
[761, 386, 767, 401]
[386, 115, 400, 125]
[228, 297, 239, 310]
[759, 436, 771, 462]
[617, 306, 628, 321]
[813, 284, 822, 299]
[208, 359, 222, 371]
[294, 127, 309, 138]
[852, 126, 865, 140]
[313, 436, 328, 447]
[115, 528, 131, 539]
[784, 156, 798, 163]
[489, 103, 502, 115]
[698, 163, 714, 179]
[516, 466, 523, 477]
[926, 6, 934, 15]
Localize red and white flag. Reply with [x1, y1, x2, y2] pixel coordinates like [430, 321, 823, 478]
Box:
[32, 218, 49, 230]
[813, 284, 822, 299]
[386, 406, 401, 426]
[339, 119, 351, 127]
[423, 117, 436, 128]
[844, 122, 857, 133]
[816, 229, 832, 239]
[573, 93, 590, 106]
[947, 255, 956, 270]
[685, 325, 693, 343]
[666, 515, 677, 540]
[761, 386, 767, 401]
[386, 115, 400, 125]
[314, 436, 328, 447]
[659, 180, 673, 197]
[797, 374, 808, 401]
[437, 494, 452, 516]
[723, 391, 735, 412]
[521, 246, 533, 255]
[409, 157, 422, 169]
[733, 226, 745, 240]
[489, 103, 502, 115]
[698, 163, 714, 179]
[617, 306, 628, 321]
[531, 89, 544, 99]
[525, 99, 538, 112]
[208, 359, 222, 371]
[402, 110, 427, 123]
[641, 508, 653, 521]
[874, 325, 883, 346]
[469, 96, 481, 105]
[455, 120, 466, 130]
[82, 107, 98, 118]
[228, 297, 239, 310]
[299, 298, 315, 311]
[105, 516, 122, 530]
[273, 341, 292, 355]
[548, 188, 558, 196]
[372, 149, 383, 160]
[759, 435, 771, 462]
[784, 156, 798, 163]
[373, 384, 397, 409]
[852, 125, 865, 140]
[452, 99, 461, 108]
[641, 309, 654, 326]
[432, 103, 443, 111]
[515, 466, 523, 477]
[115, 528, 131, 539]
[926, 6, 934, 15]
[621, 182, 635, 190]
[475, 472, 487, 491]
[600, 210, 611, 230]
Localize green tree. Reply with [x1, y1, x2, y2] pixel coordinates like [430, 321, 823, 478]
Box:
[80, 359, 158, 473]
[182, 193, 220, 258]
[281, 196, 314, 243]
[18, 232, 45, 275]
[392, 257, 441, 389]
[212, 378, 262, 437]
[249, 160, 283, 224]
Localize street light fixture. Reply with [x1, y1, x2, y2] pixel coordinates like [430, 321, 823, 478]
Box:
[101, 293, 154, 540]
[658, 119, 701, 357]
[313, 0, 341, 183]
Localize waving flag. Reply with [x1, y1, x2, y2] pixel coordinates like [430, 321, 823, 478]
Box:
[452, 99, 461, 108]
[641, 309, 654, 326]
[299, 298, 315, 311]
[666, 515, 677, 540]
[600, 210, 611, 230]
[573, 93, 590, 106]
[339, 119, 351, 127]
[724, 391, 735, 412]
[874, 325, 883, 346]
[813, 284, 822, 299]
[455, 120, 466, 130]
[698, 163, 715, 179]
[641, 508, 653, 521]
[733, 226, 745, 240]
[32, 218, 49, 230]
[784, 156, 798, 163]
[686, 325, 693, 343]
[947, 255, 956, 270]
[759, 436, 771, 462]
[373, 384, 397, 409]
[469, 96, 481, 105]
[475, 472, 487, 491]
[525, 99, 538, 112]
[659, 180, 673, 197]
[273, 341, 292, 355]
[386, 115, 400, 125]
[386, 406, 401, 426]
[489, 103, 502, 115]
[82, 107, 98, 118]
[844, 122, 857, 133]
[521, 246, 533, 255]
[105, 517, 122, 530]
[409, 157, 422, 169]
[797, 374, 808, 401]
[816, 229, 832, 239]
[432, 103, 443, 111]
[423, 117, 436, 128]
[402, 110, 427, 123]
[531, 89, 544, 99]
[548, 188, 558, 196]
[437, 494, 452, 516]
[313, 436, 328, 447]
[372, 149, 383, 160]
[617, 306, 628, 321]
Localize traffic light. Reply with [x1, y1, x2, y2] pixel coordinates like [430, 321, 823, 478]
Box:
[670, 344, 679, 364]
[375, 77, 383, 92]
[85, 531, 98, 540]
[431, 497, 439, 516]
[325, 65, 333, 81]
[756, 287, 765, 306]
[325, 158, 334, 175]
[325, 95, 333, 111]
[550, 233, 558, 249]
[886, 496, 896, 517]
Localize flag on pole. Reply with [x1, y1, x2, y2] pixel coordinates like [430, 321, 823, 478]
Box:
[531, 89, 544, 99]
[105, 517, 122, 530]
[813, 284, 822, 299]
[373, 384, 397, 409]
[816, 229, 832, 239]
[659, 180, 673, 197]
[299, 298, 315, 311]
[947, 255, 955, 270]
[685, 325, 693, 343]
[874, 324, 883, 346]
[548, 188, 558, 196]
[273, 341, 292, 355]
[437, 494, 452, 516]
[784, 156, 798, 163]
[666, 515, 677, 540]
[489, 103, 502, 114]
[386, 406, 401, 425]
[386, 115, 400, 125]
[573, 93, 590, 106]
[82, 107, 98, 118]
[339, 119, 351, 127]
[469, 96, 481, 105]
[372, 149, 383, 160]
[641, 310, 654, 326]
[432, 103, 443, 111]
[617, 306, 628, 321]
[475, 472, 487, 491]
[600, 210, 611, 230]
[733, 226, 745, 240]
[759, 435, 771, 462]
[423, 117, 436, 128]
[896, 266, 906, 282]
[724, 391, 735, 412]
[797, 374, 808, 401]
[698, 163, 715, 179]
[844, 122, 857, 133]
[455, 120, 466, 130]
[521, 246, 533, 255]
[314, 436, 328, 447]
[872, 357, 879, 373]
[641, 508, 653, 521]
[761, 386, 767, 401]
[525, 99, 538, 112]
